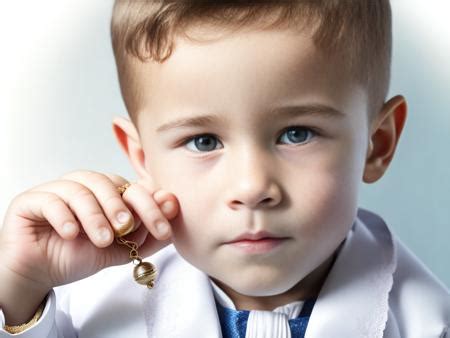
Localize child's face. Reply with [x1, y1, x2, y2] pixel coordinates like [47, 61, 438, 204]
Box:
[132, 27, 370, 296]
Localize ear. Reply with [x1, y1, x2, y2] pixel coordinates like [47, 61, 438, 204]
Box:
[363, 95, 408, 183]
[112, 116, 153, 184]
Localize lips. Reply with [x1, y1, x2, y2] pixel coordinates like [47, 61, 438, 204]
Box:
[225, 231, 289, 254]
[227, 231, 279, 243]
[226, 230, 285, 243]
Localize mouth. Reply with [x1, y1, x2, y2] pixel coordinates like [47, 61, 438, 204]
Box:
[224, 231, 289, 254]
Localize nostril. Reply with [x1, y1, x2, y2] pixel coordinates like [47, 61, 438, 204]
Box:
[261, 197, 273, 205]
[231, 197, 273, 207]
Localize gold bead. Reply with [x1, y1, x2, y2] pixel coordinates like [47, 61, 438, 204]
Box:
[133, 261, 157, 288]
[113, 218, 134, 238]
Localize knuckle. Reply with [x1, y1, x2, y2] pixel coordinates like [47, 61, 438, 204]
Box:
[142, 207, 164, 222]
[14, 187, 45, 202]
[102, 194, 125, 209]
[11, 191, 28, 205]
[84, 174, 118, 194]
[9, 191, 41, 218]
[84, 170, 110, 183]
[71, 186, 94, 201]
[44, 193, 64, 207]
[57, 179, 85, 193]
[105, 173, 127, 183]
[137, 180, 155, 194]
[61, 169, 105, 183]
[85, 211, 109, 227]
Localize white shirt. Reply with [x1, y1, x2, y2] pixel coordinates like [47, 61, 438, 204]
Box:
[210, 279, 306, 338]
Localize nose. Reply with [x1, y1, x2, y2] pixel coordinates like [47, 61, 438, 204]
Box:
[225, 147, 282, 210]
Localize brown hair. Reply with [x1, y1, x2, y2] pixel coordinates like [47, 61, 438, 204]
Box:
[111, 0, 392, 125]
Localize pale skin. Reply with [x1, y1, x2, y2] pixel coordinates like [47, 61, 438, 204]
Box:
[0, 25, 406, 326]
[113, 27, 407, 309]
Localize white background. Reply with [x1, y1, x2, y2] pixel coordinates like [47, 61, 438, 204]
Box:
[0, 1, 449, 287]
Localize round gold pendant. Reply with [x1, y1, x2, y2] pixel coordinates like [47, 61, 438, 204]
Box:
[115, 237, 157, 289]
[133, 261, 158, 289]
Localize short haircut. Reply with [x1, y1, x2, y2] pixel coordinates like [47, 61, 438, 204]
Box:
[111, 0, 392, 126]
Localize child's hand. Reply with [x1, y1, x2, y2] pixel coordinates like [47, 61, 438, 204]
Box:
[0, 170, 179, 292]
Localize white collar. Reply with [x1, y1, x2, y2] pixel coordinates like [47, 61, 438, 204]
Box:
[210, 278, 305, 338]
[209, 278, 305, 319]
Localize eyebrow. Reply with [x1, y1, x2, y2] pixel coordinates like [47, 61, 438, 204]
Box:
[156, 104, 344, 133]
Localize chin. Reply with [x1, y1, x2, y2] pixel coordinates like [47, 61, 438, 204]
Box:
[221, 272, 303, 297]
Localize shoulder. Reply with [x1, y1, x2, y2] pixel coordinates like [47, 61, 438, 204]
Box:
[357, 208, 450, 337]
[392, 237, 449, 303]
[389, 236, 449, 336]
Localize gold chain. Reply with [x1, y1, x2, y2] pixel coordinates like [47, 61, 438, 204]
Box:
[115, 182, 157, 289]
[115, 237, 142, 265]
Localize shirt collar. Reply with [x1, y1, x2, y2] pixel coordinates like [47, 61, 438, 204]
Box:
[209, 278, 305, 320]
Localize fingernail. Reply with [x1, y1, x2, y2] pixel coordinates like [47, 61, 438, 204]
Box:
[156, 221, 169, 236]
[63, 222, 77, 235]
[161, 201, 174, 214]
[98, 228, 111, 243]
[116, 211, 130, 224]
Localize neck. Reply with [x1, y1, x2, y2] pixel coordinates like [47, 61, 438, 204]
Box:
[212, 244, 341, 311]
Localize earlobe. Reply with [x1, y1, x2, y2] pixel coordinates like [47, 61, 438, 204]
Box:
[363, 95, 407, 183]
[112, 116, 152, 181]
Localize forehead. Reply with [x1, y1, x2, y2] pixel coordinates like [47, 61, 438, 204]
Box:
[132, 27, 366, 128]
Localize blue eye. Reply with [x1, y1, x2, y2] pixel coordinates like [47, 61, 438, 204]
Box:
[185, 134, 223, 152]
[278, 127, 315, 145]
[182, 127, 315, 153]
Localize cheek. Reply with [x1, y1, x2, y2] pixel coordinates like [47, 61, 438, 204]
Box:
[290, 140, 365, 239]
[148, 158, 216, 253]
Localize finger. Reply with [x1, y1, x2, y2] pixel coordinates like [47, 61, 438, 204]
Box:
[30, 180, 115, 248]
[12, 191, 80, 240]
[59, 171, 135, 237]
[103, 173, 129, 187]
[104, 173, 146, 234]
[120, 183, 172, 240]
[132, 179, 179, 220]
[152, 190, 180, 220]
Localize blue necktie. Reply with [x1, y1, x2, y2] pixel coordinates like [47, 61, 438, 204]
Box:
[216, 298, 315, 338]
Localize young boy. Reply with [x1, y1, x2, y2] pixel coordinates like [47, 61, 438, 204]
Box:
[1, 0, 449, 337]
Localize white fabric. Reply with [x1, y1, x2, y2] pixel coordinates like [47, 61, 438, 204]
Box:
[210, 278, 305, 338]
[246, 311, 291, 338]
[1, 208, 449, 337]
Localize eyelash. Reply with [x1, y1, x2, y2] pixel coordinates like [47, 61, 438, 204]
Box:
[179, 126, 319, 153]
